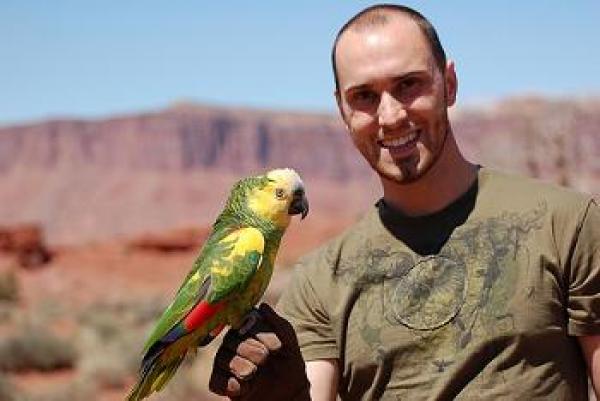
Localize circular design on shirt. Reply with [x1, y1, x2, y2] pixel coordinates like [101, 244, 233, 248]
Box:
[388, 255, 466, 330]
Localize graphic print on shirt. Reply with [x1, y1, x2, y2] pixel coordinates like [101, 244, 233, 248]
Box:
[333, 203, 547, 372]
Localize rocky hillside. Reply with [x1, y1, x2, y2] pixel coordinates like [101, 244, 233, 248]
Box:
[1, 97, 598, 244]
[0, 104, 365, 179]
[454, 97, 600, 192]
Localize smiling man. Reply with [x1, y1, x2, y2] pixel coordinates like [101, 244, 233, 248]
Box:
[210, 4, 600, 400]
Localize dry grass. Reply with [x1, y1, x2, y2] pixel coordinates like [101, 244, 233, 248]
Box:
[76, 298, 168, 391]
[0, 327, 77, 372]
[0, 374, 18, 401]
[0, 269, 19, 302]
[2, 291, 228, 400]
[75, 298, 227, 400]
[18, 379, 95, 401]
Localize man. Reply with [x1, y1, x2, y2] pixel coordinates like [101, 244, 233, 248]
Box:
[210, 4, 600, 400]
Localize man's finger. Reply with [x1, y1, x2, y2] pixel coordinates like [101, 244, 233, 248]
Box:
[214, 343, 236, 369]
[214, 347, 258, 381]
[226, 376, 243, 397]
[236, 338, 271, 365]
[255, 331, 282, 353]
[229, 355, 258, 381]
[209, 363, 252, 398]
[208, 365, 235, 396]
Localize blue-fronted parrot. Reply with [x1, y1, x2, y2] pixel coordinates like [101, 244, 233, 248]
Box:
[127, 168, 308, 400]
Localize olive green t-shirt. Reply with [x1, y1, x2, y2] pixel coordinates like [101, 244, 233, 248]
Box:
[278, 168, 600, 401]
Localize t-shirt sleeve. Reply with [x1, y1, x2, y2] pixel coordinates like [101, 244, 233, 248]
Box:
[277, 254, 339, 361]
[567, 198, 600, 336]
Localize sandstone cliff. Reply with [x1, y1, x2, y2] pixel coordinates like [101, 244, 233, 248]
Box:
[0, 97, 598, 244]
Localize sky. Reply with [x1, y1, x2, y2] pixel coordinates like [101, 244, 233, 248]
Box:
[1, 1, 599, 125]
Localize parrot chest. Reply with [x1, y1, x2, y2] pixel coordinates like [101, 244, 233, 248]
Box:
[246, 249, 276, 303]
[228, 245, 278, 326]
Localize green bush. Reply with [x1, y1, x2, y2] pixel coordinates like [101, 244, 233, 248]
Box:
[0, 329, 77, 372]
[0, 374, 18, 401]
[79, 297, 166, 328]
[80, 351, 131, 390]
[19, 379, 96, 401]
[0, 270, 19, 302]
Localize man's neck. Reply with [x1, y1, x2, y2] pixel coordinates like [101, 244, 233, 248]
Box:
[381, 133, 477, 217]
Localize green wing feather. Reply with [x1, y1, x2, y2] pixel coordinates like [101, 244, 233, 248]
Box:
[207, 247, 262, 303]
[142, 224, 264, 352]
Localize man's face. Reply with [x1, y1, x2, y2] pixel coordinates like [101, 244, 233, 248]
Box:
[335, 16, 457, 184]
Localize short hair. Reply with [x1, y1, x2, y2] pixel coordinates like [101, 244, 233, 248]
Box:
[332, 4, 447, 92]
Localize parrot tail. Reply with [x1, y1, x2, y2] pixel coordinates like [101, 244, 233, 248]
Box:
[126, 350, 186, 401]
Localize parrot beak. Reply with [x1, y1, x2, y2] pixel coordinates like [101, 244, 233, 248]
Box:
[289, 190, 309, 220]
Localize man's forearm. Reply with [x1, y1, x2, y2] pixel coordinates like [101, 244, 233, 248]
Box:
[306, 359, 339, 401]
[578, 335, 600, 398]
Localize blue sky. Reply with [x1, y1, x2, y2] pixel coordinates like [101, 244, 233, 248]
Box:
[1, 1, 599, 125]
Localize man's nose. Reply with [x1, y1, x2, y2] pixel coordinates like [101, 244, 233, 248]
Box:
[377, 92, 407, 129]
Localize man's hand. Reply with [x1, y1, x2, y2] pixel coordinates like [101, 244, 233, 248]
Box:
[209, 303, 311, 400]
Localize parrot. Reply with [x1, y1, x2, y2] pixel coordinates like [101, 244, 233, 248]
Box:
[126, 168, 308, 401]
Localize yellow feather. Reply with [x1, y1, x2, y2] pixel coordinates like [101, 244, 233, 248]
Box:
[247, 183, 291, 228]
[211, 227, 265, 276]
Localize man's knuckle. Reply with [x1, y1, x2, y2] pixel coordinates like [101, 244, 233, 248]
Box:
[259, 334, 282, 351]
[253, 346, 270, 364]
[239, 365, 258, 381]
[230, 356, 257, 380]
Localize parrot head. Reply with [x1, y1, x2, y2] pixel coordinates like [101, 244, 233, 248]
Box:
[230, 168, 308, 231]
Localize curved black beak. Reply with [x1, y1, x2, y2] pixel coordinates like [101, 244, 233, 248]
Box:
[288, 190, 309, 220]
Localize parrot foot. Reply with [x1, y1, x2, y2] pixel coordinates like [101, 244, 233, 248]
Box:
[238, 308, 262, 336]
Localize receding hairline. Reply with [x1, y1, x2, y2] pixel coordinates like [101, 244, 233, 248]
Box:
[341, 6, 416, 33]
[334, 10, 424, 59]
[332, 4, 447, 92]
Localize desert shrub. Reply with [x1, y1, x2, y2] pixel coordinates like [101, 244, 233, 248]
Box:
[76, 299, 165, 391]
[150, 362, 210, 401]
[0, 328, 77, 372]
[78, 297, 166, 334]
[80, 350, 132, 390]
[20, 379, 96, 401]
[0, 303, 17, 324]
[127, 297, 167, 325]
[79, 310, 122, 341]
[0, 374, 18, 401]
[0, 270, 19, 302]
[78, 323, 141, 389]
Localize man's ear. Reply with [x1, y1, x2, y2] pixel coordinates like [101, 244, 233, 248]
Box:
[444, 60, 458, 107]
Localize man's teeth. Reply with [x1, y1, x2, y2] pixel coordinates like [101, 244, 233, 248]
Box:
[381, 132, 418, 147]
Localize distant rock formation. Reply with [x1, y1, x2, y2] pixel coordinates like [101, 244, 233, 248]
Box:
[0, 97, 597, 244]
[0, 104, 365, 180]
[0, 224, 52, 268]
[127, 227, 210, 253]
[453, 97, 600, 192]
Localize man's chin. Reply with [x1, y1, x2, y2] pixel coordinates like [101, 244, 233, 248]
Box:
[378, 169, 422, 186]
[383, 174, 421, 186]
[376, 159, 434, 186]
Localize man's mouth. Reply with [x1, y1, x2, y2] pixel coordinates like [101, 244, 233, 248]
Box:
[378, 130, 420, 150]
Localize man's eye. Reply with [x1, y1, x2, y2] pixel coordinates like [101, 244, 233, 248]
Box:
[402, 78, 418, 88]
[275, 188, 286, 199]
[348, 90, 378, 108]
[395, 78, 421, 95]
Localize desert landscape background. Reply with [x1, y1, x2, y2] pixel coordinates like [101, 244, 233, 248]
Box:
[0, 96, 598, 400]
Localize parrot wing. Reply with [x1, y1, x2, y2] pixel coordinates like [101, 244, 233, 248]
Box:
[142, 226, 265, 353]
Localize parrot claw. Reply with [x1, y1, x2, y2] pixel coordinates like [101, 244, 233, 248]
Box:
[238, 308, 262, 336]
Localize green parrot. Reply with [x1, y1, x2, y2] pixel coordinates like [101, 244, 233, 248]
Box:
[127, 168, 308, 401]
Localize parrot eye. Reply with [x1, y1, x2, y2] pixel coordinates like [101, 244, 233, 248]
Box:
[275, 188, 286, 199]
